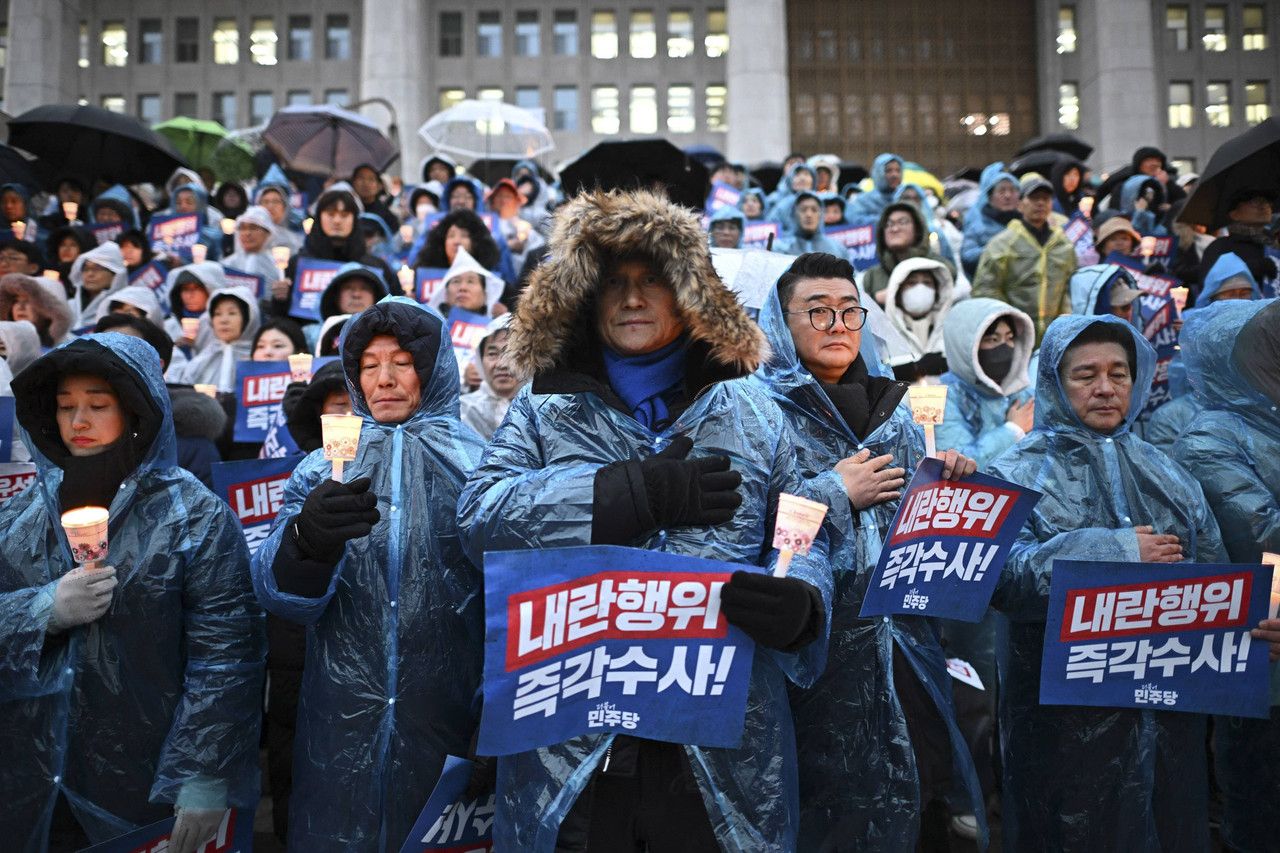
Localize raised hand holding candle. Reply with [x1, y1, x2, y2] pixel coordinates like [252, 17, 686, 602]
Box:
[1078, 196, 1094, 219]
[289, 353, 313, 383]
[1140, 235, 1157, 259]
[11, 221, 25, 240]
[272, 246, 291, 279]
[321, 413, 362, 482]
[303, 217, 314, 235]
[180, 317, 200, 339]
[61, 507, 109, 569]
[908, 385, 948, 458]
[1170, 286, 1189, 317]
[772, 493, 829, 578]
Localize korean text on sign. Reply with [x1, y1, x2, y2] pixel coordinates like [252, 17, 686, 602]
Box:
[397, 755, 494, 853]
[860, 457, 1041, 622]
[480, 546, 757, 756]
[233, 361, 291, 442]
[289, 258, 343, 321]
[1040, 560, 1273, 718]
[211, 456, 301, 556]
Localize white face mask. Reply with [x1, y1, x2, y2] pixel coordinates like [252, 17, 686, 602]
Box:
[900, 282, 936, 317]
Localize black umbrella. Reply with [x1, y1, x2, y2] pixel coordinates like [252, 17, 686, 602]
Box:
[1016, 133, 1093, 163]
[1179, 117, 1280, 230]
[0, 142, 53, 193]
[560, 139, 709, 210]
[839, 161, 869, 185]
[7, 104, 188, 187]
[1008, 150, 1067, 178]
[684, 144, 725, 169]
[750, 161, 783, 192]
[468, 157, 554, 186]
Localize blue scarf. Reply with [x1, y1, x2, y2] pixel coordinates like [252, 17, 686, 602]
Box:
[602, 337, 687, 430]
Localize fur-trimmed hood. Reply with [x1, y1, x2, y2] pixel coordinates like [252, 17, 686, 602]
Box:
[507, 189, 767, 380]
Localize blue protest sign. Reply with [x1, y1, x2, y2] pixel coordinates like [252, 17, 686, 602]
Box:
[416, 267, 450, 303]
[1106, 254, 1181, 419]
[1129, 234, 1179, 266]
[148, 212, 201, 254]
[222, 265, 266, 299]
[128, 259, 169, 293]
[398, 755, 495, 853]
[1063, 212, 1098, 265]
[449, 307, 490, 372]
[825, 223, 878, 270]
[479, 546, 757, 756]
[289, 257, 344, 321]
[0, 396, 13, 462]
[80, 807, 254, 853]
[260, 407, 303, 459]
[212, 455, 301, 556]
[0, 462, 35, 505]
[704, 181, 742, 214]
[90, 222, 125, 245]
[860, 457, 1042, 622]
[1040, 560, 1274, 718]
[233, 360, 291, 442]
[742, 221, 781, 249]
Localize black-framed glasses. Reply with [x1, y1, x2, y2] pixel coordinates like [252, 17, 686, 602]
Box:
[783, 306, 869, 332]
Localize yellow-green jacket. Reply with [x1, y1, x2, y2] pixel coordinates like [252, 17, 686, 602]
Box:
[971, 219, 1078, 346]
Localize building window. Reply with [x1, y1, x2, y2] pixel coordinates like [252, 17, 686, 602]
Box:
[554, 10, 578, 55]
[137, 94, 161, 125]
[175, 18, 198, 63]
[592, 86, 620, 134]
[101, 95, 126, 113]
[667, 85, 695, 133]
[1203, 6, 1227, 51]
[553, 86, 578, 130]
[1169, 82, 1193, 128]
[287, 16, 312, 61]
[439, 12, 463, 56]
[706, 84, 727, 132]
[287, 90, 312, 107]
[1058, 82, 1080, 129]
[250, 91, 274, 126]
[139, 19, 162, 65]
[477, 87, 504, 105]
[478, 11, 502, 57]
[1205, 81, 1230, 127]
[79, 21, 90, 68]
[516, 11, 540, 56]
[1057, 7, 1076, 53]
[439, 88, 465, 111]
[212, 92, 236, 129]
[630, 86, 658, 134]
[1166, 6, 1189, 50]
[1246, 82, 1270, 125]
[250, 18, 277, 65]
[174, 92, 197, 117]
[1170, 158, 1196, 175]
[324, 89, 349, 107]
[706, 9, 728, 57]
[630, 11, 656, 58]
[591, 12, 618, 59]
[667, 10, 694, 57]
[515, 86, 541, 111]
[101, 22, 128, 67]
[1243, 6, 1267, 50]
[213, 19, 239, 65]
[325, 15, 350, 60]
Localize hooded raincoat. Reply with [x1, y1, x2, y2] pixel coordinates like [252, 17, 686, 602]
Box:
[707, 204, 747, 249]
[882, 256, 955, 378]
[220, 205, 281, 285]
[94, 284, 165, 329]
[774, 191, 845, 257]
[1195, 252, 1262, 308]
[456, 189, 834, 853]
[256, 165, 305, 254]
[90, 185, 141, 231]
[751, 285, 987, 851]
[987, 314, 1227, 852]
[1069, 263, 1143, 325]
[0, 333, 265, 849]
[168, 183, 223, 261]
[961, 163, 1019, 278]
[250, 297, 485, 853]
[846, 153, 904, 224]
[971, 215, 1078, 347]
[1174, 298, 1280, 853]
[894, 184, 958, 268]
[177, 285, 261, 392]
[0, 273, 74, 349]
[428, 247, 505, 318]
[1119, 176, 1167, 238]
[69, 242, 130, 332]
[458, 313, 518, 439]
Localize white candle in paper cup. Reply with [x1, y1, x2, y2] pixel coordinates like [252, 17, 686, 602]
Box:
[908, 385, 948, 457]
[321, 413, 363, 482]
[1170, 287, 1189, 316]
[1263, 552, 1280, 620]
[272, 246, 291, 277]
[288, 353, 314, 383]
[61, 506, 109, 568]
[1078, 196, 1094, 219]
[221, 217, 236, 235]
[194, 383, 217, 397]
[397, 265, 414, 295]
[180, 317, 200, 339]
[303, 217, 314, 235]
[771, 493, 829, 578]
[189, 244, 207, 264]
[43, 270, 60, 282]
[62, 201, 78, 222]
[11, 221, 25, 240]
[1140, 235, 1157, 258]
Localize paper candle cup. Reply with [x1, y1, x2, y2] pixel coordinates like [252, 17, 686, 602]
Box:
[62, 202, 78, 222]
[194, 383, 218, 397]
[189, 244, 207, 264]
[399, 224, 414, 243]
[288, 353, 314, 383]
[322, 413, 362, 481]
[1078, 196, 1094, 218]
[397, 265, 414, 295]
[43, 270, 60, 282]
[180, 317, 200, 338]
[303, 218, 314, 235]
[907, 385, 948, 426]
[221, 217, 236, 235]
[11, 221, 25, 240]
[1170, 286, 1189, 314]
[1263, 552, 1280, 620]
[772, 492, 829, 577]
[61, 506, 109, 567]
[271, 246, 291, 269]
[1140, 235, 1157, 257]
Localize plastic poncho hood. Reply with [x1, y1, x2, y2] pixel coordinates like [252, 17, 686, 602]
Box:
[0, 319, 42, 376]
[95, 284, 165, 329]
[1196, 252, 1262, 307]
[428, 246, 505, 314]
[1069, 263, 1143, 327]
[318, 262, 390, 320]
[90, 184, 140, 230]
[1181, 298, 1277, 413]
[883, 255, 955, 360]
[707, 204, 747, 248]
[1032, 313, 1153, 434]
[942, 297, 1035, 397]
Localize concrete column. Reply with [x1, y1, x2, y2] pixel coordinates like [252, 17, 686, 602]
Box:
[725, 0, 789, 164]
[358, 0, 425, 183]
[5, 0, 81, 112]
[1083, 0, 1160, 172]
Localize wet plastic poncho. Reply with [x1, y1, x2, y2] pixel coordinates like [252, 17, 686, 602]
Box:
[987, 314, 1228, 852]
[970, 217, 1078, 347]
[774, 190, 845, 257]
[936, 298, 1035, 469]
[882, 255, 955, 365]
[256, 164, 305, 253]
[764, 163, 817, 225]
[0, 333, 265, 849]
[177, 285, 261, 392]
[458, 313, 517, 439]
[961, 163, 1019, 277]
[1174, 298, 1280, 853]
[707, 204, 747, 248]
[739, 187, 768, 222]
[1069, 263, 1142, 324]
[94, 284, 165, 329]
[846, 152, 904, 223]
[1195, 252, 1262, 308]
[250, 297, 485, 853]
[90, 184, 140, 230]
[168, 182, 223, 261]
[69, 241, 130, 331]
[1119, 175, 1166, 237]
[750, 287, 987, 851]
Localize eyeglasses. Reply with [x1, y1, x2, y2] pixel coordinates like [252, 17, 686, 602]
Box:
[884, 216, 914, 230]
[784, 306, 869, 332]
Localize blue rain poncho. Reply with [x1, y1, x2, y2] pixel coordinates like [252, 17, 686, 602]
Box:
[707, 204, 746, 248]
[987, 314, 1228, 852]
[1118, 175, 1167, 237]
[773, 190, 845, 257]
[456, 187, 833, 853]
[168, 182, 224, 261]
[1174, 298, 1280, 853]
[960, 163, 1019, 278]
[250, 297, 485, 853]
[0, 333, 265, 849]
[749, 286, 987, 850]
[1143, 358, 1201, 454]
[764, 163, 817, 225]
[846, 152, 904, 224]
[1195, 252, 1262, 308]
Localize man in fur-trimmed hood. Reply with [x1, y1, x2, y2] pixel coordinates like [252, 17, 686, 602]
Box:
[458, 189, 836, 853]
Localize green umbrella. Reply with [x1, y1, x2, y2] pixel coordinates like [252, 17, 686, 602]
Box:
[152, 117, 228, 172]
[207, 136, 257, 183]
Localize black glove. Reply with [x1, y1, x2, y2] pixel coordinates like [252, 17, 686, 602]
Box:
[720, 570, 823, 652]
[292, 477, 381, 563]
[280, 381, 308, 419]
[463, 755, 497, 802]
[591, 436, 743, 545]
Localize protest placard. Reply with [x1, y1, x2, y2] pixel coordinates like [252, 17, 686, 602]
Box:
[1063, 212, 1098, 266]
[289, 258, 343, 321]
[398, 755, 495, 853]
[128, 259, 169, 293]
[222, 266, 265, 299]
[416, 267, 450, 303]
[479, 546, 757, 756]
[742, 221, 781, 249]
[212, 456, 300, 555]
[1040, 560, 1274, 718]
[0, 462, 36, 505]
[1106, 254, 1181, 418]
[449, 308, 491, 373]
[81, 807, 254, 853]
[147, 212, 201, 255]
[0, 396, 13, 462]
[90, 222, 125, 245]
[232, 360, 291, 442]
[704, 181, 742, 214]
[824, 223, 878, 270]
[859, 457, 1042, 622]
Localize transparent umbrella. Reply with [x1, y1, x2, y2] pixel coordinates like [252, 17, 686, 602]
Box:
[417, 100, 554, 160]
